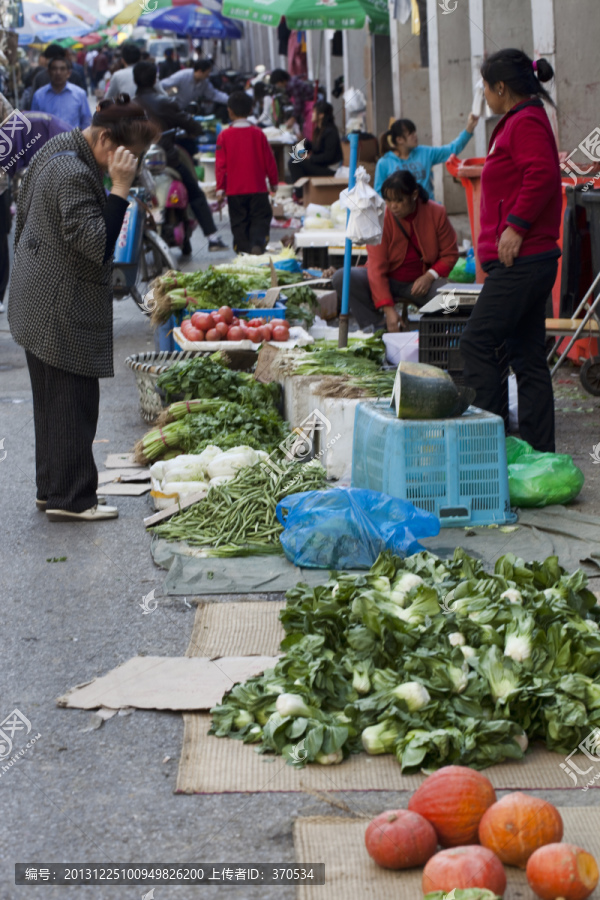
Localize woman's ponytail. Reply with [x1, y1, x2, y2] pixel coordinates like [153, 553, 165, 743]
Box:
[380, 130, 392, 157]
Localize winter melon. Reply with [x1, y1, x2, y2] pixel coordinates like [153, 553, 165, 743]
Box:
[391, 361, 474, 419]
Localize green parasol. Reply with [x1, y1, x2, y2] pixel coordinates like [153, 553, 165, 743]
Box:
[222, 0, 388, 34]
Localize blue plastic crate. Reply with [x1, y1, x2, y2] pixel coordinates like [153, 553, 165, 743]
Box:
[352, 401, 516, 527]
[183, 308, 286, 320]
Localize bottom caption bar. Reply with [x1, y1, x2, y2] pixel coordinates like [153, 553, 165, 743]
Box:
[15, 864, 325, 885]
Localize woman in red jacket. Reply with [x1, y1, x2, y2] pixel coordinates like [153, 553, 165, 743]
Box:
[332, 170, 458, 331]
[460, 49, 561, 452]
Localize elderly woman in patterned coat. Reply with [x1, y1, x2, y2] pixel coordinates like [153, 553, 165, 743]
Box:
[8, 95, 157, 522]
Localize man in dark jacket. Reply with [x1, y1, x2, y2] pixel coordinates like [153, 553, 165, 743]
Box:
[133, 61, 227, 251]
[158, 48, 180, 81]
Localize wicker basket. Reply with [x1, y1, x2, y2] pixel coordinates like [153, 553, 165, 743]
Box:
[124, 349, 258, 423]
[124, 351, 210, 423]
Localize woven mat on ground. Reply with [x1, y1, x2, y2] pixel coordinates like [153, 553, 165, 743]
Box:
[155, 507, 600, 596]
[177, 602, 599, 795]
[293, 809, 600, 900]
[185, 601, 285, 658]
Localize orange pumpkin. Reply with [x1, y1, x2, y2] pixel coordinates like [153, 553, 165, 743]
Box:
[422, 845, 507, 895]
[364, 808, 438, 869]
[408, 765, 497, 847]
[526, 843, 599, 900]
[478, 792, 563, 868]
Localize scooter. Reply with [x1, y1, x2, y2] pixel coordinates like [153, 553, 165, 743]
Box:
[143, 136, 197, 257]
[112, 168, 177, 313]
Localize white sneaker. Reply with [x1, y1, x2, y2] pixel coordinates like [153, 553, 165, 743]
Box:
[46, 505, 118, 522]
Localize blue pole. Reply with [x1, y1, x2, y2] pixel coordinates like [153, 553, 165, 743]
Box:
[338, 132, 360, 348]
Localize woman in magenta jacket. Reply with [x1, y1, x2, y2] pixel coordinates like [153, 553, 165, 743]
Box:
[460, 49, 561, 452]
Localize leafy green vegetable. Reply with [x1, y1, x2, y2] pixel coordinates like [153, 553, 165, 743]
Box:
[135, 404, 289, 464]
[282, 285, 319, 327]
[155, 353, 280, 407]
[210, 549, 600, 771]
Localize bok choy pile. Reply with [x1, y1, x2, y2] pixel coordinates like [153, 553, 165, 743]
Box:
[210, 550, 600, 771]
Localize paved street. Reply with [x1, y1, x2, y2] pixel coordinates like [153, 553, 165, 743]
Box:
[1, 217, 600, 900]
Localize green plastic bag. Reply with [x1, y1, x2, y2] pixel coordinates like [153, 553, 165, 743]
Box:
[505, 437, 584, 508]
[447, 256, 476, 283]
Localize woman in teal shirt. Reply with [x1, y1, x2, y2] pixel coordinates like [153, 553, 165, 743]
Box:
[374, 113, 478, 199]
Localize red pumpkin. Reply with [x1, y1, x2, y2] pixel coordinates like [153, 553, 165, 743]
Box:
[479, 792, 563, 868]
[408, 765, 496, 847]
[365, 809, 437, 870]
[422, 846, 507, 895]
[526, 843, 599, 900]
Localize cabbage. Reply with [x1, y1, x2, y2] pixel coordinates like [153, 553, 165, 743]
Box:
[161, 481, 209, 495]
[207, 446, 260, 479]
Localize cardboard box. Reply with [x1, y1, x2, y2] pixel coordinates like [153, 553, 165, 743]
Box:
[314, 289, 338, 321]
[361, 161, 377, 183]
[342, 137, 379, 165]
[295, 177, 349, 207]
[272, 203, 286, 218]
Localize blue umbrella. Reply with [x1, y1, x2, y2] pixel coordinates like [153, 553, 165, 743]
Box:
[138, 4, 242, 38]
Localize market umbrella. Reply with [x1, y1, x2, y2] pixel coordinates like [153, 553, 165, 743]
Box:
[112, 0, 230, 26]
[222, 0, 388, 33]
[16, 0, 99, 45]
[138, 4, 242, 38]
[53, 0, 106, 28]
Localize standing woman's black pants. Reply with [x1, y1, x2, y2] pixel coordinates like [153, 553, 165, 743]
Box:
[460, 256, 558, 452]
[26, 351, 100, 512]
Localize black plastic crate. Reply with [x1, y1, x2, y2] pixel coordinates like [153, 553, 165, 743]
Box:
[418, 313, 509, 428]
[419, 313, 470, 370]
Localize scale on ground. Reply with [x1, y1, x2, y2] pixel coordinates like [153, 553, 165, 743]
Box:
[419, 283, 484, 315]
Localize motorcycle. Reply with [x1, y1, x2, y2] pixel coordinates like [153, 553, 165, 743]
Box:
[111, 168, 177, 313]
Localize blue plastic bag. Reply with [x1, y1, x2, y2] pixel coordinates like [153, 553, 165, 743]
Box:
[274, 258, 303, 273]
[276, 488, 440, 569]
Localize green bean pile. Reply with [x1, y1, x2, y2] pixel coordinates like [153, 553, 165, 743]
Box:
[151, 459, 328, 557]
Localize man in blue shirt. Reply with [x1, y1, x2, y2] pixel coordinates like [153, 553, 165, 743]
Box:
[31, 55, 91, 130]
[374, 113, 479, 199]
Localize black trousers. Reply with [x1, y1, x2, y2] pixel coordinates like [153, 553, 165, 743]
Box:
[174, 161, 217, 238]
[0, 188, 11, 303]
[331, 267, 447, 329]
[26, 351, 100, 512]
[460, 257, 558, 453]
[288, 158, 337, 179]
[227, 193, 272, 254]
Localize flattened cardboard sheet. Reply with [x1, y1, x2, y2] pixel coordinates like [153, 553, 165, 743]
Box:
[57, 656, 278, 711]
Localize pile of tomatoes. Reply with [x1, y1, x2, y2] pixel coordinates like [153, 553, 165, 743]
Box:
[180, 306, 291, 344]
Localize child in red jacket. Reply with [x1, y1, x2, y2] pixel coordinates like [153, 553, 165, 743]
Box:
[216, 91, 279, 254]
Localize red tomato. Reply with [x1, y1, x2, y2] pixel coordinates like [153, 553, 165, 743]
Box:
[248, 317, 264, 329]
[239, 323, 250, 338]
[231, 316, 240, 327]
[180, 318, 193, 334]
[227, 326, 244, 341]
[215, 321, 229, 337]
[212, 312, 225, 325]
[280, 319, 291, 330]
[191, 312, 214, 331]
[246, 327, 262, 343]
[186, 325, 204, 342]
[205, 328, 220, 342]
[218, 306, 234, 325]
[260, 324, 273, 342]
[272, 325, 289, 342]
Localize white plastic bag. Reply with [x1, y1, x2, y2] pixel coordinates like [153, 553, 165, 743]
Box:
[508, 373, 519, 432]
[343, 87, 366, 116]
[339, 166, 386, 244]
